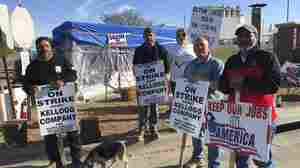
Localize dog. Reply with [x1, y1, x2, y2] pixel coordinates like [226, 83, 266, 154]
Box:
[82, 141, 128, 168]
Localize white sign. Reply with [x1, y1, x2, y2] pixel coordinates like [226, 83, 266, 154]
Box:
[134, 61, 166, 105]
[169, 78, 209, 138]
[0, 4, 14, 49]
[189, 6, 224, 48]
[36, 83, 77, 136]
[107, 33, 128, 48]
[207, 100, 272, 162]
[11, 6, 35, 48]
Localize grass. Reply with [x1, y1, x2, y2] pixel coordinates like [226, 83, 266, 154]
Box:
[212, 47, 238, 62]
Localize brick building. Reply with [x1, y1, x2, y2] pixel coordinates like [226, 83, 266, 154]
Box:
[274, 22, 300, 64]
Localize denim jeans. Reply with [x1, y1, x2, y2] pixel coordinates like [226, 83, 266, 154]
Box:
[192, 137, 222, 168]
[44, 131, 81, 168]
[138, 104, 159, 131]
[235, 123, 277, 168]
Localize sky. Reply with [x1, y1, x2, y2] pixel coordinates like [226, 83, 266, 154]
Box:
[0, 0, 298, 37]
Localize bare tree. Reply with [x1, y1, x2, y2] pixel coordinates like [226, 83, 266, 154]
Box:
[102, 9, 152, 26]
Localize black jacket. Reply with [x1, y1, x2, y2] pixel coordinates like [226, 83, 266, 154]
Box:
[219, 47, 281, 95]
[133, 42, 170, 73]
[22, 55, 77, 95]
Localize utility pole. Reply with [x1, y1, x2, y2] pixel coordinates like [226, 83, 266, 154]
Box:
[184, 13, 186, 30]
[249, 3, 267, 48]
[287, 0, 290, 22]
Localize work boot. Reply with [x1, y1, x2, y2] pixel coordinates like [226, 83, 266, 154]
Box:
[55, 161, 64, 168]
[46, 161, 55, 168]
[137, 129, 145, 141]
[150, 129, 160, 140]
[183, 158, 205, 168]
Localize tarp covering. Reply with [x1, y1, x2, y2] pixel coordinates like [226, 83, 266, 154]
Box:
[52, 21, 177, 101]
[53, 21, 177, 48]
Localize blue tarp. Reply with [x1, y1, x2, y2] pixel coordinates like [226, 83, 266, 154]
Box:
[52, 21, 177, 48]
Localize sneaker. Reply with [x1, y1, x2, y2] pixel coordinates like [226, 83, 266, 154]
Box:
[137, 129, 145, 141]
[183, 158, 205, 168]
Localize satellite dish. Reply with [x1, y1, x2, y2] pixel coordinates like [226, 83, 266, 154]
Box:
[11, 6, 35, 49]
[0, 4, 14, 49]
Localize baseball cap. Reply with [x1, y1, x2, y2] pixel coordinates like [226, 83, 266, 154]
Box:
[235, 24, 258, 36]
[144, 27, 153, 34]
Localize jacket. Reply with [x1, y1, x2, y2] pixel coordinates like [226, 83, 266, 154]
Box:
[133, 42, 170, 73]
[23, 55, 77, 95]
[219, 47, 281, 121]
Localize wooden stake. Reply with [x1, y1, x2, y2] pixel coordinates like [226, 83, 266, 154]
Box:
[229, 91, 240, 168]
[179, 133, 187, 168]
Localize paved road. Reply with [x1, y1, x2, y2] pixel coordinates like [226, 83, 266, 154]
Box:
[2, 129, 300, 168]
[1, 102, 300, 168]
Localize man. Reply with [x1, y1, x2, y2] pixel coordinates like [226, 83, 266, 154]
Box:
[23, 37, 81, 168]
[133, 27, 169, 141]
[219, 24, 281, 168]
[167, 28, 196, 94]
[183, 36, 224, 168]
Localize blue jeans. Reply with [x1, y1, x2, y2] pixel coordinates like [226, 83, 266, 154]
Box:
[235, 123, 277, 168]
[138, 104, 159, 131]
[192, 137, 222, 168]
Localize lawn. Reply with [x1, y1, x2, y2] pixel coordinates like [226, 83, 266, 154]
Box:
[212, 47, 238, 62]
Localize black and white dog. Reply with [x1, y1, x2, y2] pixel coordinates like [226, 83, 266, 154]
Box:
[81, 141, 128, 168]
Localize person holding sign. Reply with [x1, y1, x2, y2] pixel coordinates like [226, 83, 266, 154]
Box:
[133, 27, 170, 141]
[22, 37, 81, 168]
[183, 36, 224, 168]
[167, 28, 196, 94]
[219, 24, 281, 168]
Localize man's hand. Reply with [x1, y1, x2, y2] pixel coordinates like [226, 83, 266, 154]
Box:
[32, 85, 39, 97]
[229, 75, 244, 90]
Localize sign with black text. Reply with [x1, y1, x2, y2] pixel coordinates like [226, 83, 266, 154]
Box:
[36, 83, 77, 136]
[134, 61, 166, 105]
[169, 78, 209, 138]
[207, 100, 272, 162]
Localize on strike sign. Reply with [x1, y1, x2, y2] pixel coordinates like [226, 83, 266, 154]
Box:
[169, 78, 209, 138]
[134, 61, 166, 105]
[36, 83, 77, 136]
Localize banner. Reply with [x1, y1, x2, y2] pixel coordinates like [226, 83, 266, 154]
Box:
[189, 6, 224, 48]
[107, 32, 128, 48]
[207, 100, 272, 161]
[134, 61, 166, 105]
[36, 83, 77, 136]
[169, 78, 209, 138]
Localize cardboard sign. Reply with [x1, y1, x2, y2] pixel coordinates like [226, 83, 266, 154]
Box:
[207, 100, 272, 162]
[169, 78, 209, 138]
[36, 83, 77, 136]
[189, 6, 224, 48]
[134, 61, 166, 105]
